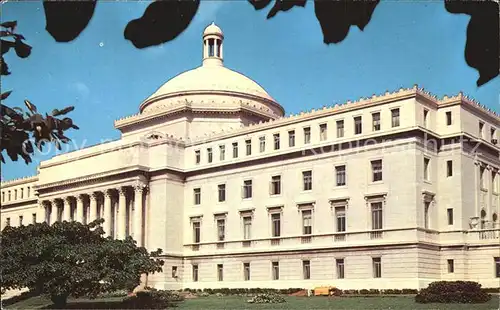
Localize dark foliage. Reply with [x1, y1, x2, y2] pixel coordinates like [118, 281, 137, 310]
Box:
[122, 289, 184, 309]
[415, 281, 492, 304]
[43, 1, 97, 42]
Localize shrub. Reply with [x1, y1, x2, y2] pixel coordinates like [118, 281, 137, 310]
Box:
[330, 287, 342, 296]
[359, 289, 370, 295]
[247, 293, 286, 304]
[123, 288, 184, 309]
[383, 289, 402, 295]
[402, 289, 418, 294]
[415, 281, 491, 304]
[96, 289, 129, 298]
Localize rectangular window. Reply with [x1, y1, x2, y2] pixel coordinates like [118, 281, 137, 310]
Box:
[243, 180, 252, 199]
[373, 257, 382, 278]
[192, 264, 199, 282]
[304, 127, 311, 144]
[335, 165, 346, 186]
[273, 133, 280, 150]
[391, 108, 400, 127]
[424, 158, 430, 181]
[232, 142, 238, 158]
[217, 219, 225, 241]
[479, 122, 484, 138]
[446, 160, 453, 177]
[271, 175, 281, 195]
[303, 260, 311, 279]
[271, 213, 281, 237]
[218, 184, 226, 202]
[446, 111, 452, 126]
[217, 264, 224, 281]
[302, 210, 312, 235]
[495, 257, 500, 278]
[336, 259, 345, 279]
[244, 263, 251, 281]
[491, 127, 496, 141]
[259, 136, 266, 152]
[336, 120, 344, 138]
[8, 191, 11, 201]
[207, 148, 213, 163]
[320, 123, 327, 141]
[335, 206, 346, 232]
[245, 139, 252, 156]
[447, 259, 454, 273]
[193, 188, 201, 205]
[447, 208, 454, 225]
[423, 109, 429, 128]
[19, 215, 23, 226]
[32, 213, 37, 224]
[272, 261, 280, 280]
[14, 189, 17, 200]
[372, 112, 381, 131]
[20, 188, 24, 199]
[27, 187, 30, 197]
[354, 116, 362, 134]
[192, 221, 201, 243]
[371, 160, 383, 182]
[288, 130, 295, 147]
[172, 266, 178, 278]
[6, 217, 11, 227]
[371, 202, 383, 230]
[303, 170, 312, 191]
[243, 216, 252, 240]
[195, 150, 201, 164]
[219, 145, 225, 161]
[424, 201, 430, 229]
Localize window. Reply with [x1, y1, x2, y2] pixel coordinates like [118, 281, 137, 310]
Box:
[243, 216, 252, 239]
[335, 207, 346, 232]
[424, 158, 430, 181]
[336, 120, 344, 138]
[32, 213, 37, 224]
[172, 266, 178, 278]
[271, 213, 281, 237]
[423, 109, 429, 127]
[1, 192, 4, 202]
[336, 259, 345, 279]
[245, 139, 252, 156]
[335, 165, 346, 186]
[195, 150, 200, 164]
[303, 170, 312, 191]
[243, 180, 252, 199]
[219, 145, 225, 161]
[244, 263, 250, 281]
[207, 148, 213, 163]
[354, 116, 362, 134]
[192, 221, 201, 243]
[302, 210, 312, 235]
[20, 188, 24, 199]
[372, 112, 380, 131]
[272, 262, 280, 280]
[19, 215, 23, 226]
[218, 184, 226, 202]
[495, 257, 500, 278]
[372, 257, 382, 278]
[217, 264, 224, 281]
[391, 108, 400, 127]
[491, 127, 497, 141]
[480, 166, 486, 188]
[5, 217, 10, 227]
[371, 202, 383, 230]
[192, 264, 199, 282]
[14, 189, 17, 200]
[447, 208, 454, 225]
[8, 191, 11, 201]
[447, 259, 454, 273]
[371, 160, 383, 182]
[446, 160, 453, 177]
[302, 260, 311, 279]
[193, 188, 201, 205]
[208, 38, 214, 56]
[479, 122, 484, 138]
[27, 187, 30, 197]
[304, 127, 311, 144]
[232, 142, 238, 158]
[217, 219, 225, 241]
[446, 111, 452, 126]
[320, 123, 327, 141]
[424, 201, 430, 229]
[288, 130, 295, 147]
[273, 133, 280, 150]
[259, 136, 266, 152]
[271, 175, 281, 195]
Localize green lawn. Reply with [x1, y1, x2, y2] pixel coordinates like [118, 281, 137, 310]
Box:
[5, 295, 500, 310]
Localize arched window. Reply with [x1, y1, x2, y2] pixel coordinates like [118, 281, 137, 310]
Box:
[208, 38, 214, 57]
[480, 209, 487, 229]
[493, 213, 498, 224]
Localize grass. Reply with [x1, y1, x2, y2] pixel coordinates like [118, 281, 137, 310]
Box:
[4, 295, 500, 310]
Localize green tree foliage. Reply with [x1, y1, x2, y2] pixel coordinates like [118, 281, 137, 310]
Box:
[0, 219, 164, 308]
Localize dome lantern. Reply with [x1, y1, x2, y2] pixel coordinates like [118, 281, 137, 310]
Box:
[202, 22, 224, 67]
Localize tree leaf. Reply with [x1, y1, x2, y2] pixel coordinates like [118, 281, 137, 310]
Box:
[24, 100, 38, 114]
[14, 38, 32, 58]
[1, 90, 12, 100]
[0, 21, 17, 30]
[267, 0, 307, 19]
[1, 39, 15, 55]
[248, 0, 272, 10]
[52, 106, 74, 116]
[44, 0, 97, 42]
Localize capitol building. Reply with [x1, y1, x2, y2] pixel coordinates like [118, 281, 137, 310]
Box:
[1, 23, 500, 291]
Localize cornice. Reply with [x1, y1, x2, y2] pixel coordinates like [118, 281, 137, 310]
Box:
[439, 92, 499, 122]
[1, 175, 38, 188]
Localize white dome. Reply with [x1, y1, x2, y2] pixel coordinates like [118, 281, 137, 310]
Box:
[203, 22, 223, 37]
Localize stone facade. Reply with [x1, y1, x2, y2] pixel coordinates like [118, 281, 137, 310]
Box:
[1, 24, 499, 291]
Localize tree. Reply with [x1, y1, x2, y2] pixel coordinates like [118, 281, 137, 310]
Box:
[1, 20, 78, 164]
[0, 219, 164, 308]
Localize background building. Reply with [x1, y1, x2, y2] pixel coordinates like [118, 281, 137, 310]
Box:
[1, 24, 499, 290]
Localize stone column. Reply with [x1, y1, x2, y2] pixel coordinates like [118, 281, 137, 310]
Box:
[40, 201, 49, 224]
[63, 197, 72, 221]
[116, 187, 127, 239]
[76, 195, 85, 223]
[89, 193, 98, 223]
[50, 199, 58, 224]
[103, 190, 113, 237]
[133, 184, 145, 246]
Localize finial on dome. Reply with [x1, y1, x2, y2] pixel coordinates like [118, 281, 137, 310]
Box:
[202, 22, 224, 67]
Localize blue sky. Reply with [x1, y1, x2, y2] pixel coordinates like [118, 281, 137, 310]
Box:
[1, 0, 499, 181]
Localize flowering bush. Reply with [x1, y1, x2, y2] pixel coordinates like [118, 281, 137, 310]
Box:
[247, 293, 286, 304]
